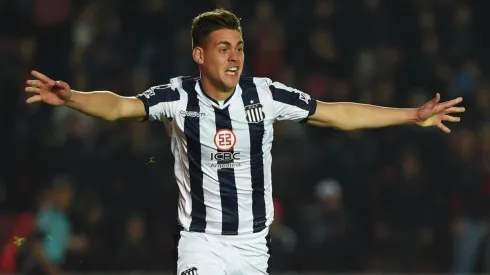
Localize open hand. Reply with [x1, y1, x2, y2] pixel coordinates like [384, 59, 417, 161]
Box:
[25, 70, 72, 106]
[416, 93, 465, 133]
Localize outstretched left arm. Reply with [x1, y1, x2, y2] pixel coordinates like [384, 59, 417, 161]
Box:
[308, 93, 465, 133]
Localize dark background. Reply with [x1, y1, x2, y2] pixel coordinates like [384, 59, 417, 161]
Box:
[0, 0, 489, 273]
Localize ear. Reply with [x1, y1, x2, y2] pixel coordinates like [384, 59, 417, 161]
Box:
[192, 47, 204, 64]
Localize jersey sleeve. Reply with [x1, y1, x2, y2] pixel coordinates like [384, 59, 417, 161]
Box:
[269, 81, 317, 123]
[136, 84, 181, 121]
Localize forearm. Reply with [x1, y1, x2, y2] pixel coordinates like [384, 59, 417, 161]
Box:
[66, 90, 125, 121]
[323, 102, 419, 130]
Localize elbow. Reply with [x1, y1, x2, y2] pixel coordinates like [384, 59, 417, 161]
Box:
[104, 111, 122, 121]
[308, 119, 353, 130]
[102, 108, 121, 121]
[335, 124, 359, 131]
[104, 100, 126, 121]
[329, 106, 359, 131]
[104, 115, 119, 122]
[324, 118, 359, 130]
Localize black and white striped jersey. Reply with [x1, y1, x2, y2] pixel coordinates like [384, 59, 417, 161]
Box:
[137, 76, 317, 235]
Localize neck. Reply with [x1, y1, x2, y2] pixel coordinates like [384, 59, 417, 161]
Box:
[200, 74, 235, 102]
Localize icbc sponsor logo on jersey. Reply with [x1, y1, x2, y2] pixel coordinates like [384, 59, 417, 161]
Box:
[211, 152, 241, 162]
[212, 129, 240, 169]
[214, 129, 236, 151]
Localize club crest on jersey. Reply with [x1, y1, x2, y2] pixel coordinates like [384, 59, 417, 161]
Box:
[245, 103, 265, 123]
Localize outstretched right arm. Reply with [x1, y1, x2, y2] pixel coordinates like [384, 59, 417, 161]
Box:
[65, 90, 145, 121]
[25, 70, 178, 122]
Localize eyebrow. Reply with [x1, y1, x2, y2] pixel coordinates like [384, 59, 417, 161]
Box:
[216, 41, 244, 47]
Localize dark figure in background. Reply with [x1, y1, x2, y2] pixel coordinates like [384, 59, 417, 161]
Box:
[112, 213, 154, 271]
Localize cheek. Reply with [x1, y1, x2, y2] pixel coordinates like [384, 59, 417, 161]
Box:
[207, 54, 223, 66]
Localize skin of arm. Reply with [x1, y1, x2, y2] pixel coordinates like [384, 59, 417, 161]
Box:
[66, 91, 146, 121]
[308, 101, 419, 130]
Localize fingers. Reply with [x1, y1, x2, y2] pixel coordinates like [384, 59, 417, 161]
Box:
[437, 122, 451, 134]
[26, 79, 44, 88]
[30, 70, 55, 86]
[25, 86, 41, 93]
[444, 107, 465, 114]
[443, 115, 461, 123]
[441, 97, 463, 109]
[26, 95, 41, 104]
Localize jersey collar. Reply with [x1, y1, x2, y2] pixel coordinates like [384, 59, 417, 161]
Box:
[195, 79, 242, 109]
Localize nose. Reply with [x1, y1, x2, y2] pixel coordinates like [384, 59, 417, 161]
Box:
[228, 50, 238, 62]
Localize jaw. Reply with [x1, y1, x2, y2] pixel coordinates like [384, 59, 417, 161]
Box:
[221, 72, 240, 90]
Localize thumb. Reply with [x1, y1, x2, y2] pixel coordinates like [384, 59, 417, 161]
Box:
[431, 93, 441, 105]
[425, 93, 440, 110]
[433, 93, 441, 103]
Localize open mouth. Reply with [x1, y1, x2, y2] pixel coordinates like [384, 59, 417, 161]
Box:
[225, 66, 239, 76]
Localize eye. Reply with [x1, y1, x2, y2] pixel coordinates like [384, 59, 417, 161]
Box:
[220, 48, 228, 53]
[237, 47, 244, 52]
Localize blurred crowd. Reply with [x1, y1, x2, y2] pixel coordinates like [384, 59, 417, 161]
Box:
[1, 0, 490, 273]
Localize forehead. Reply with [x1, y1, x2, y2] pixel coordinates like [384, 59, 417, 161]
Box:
[205, 29, 243, 46]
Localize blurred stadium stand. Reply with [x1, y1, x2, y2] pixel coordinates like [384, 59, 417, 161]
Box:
[1, 0, 490, 274]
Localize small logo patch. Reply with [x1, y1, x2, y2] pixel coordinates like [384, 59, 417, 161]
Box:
[294, 90, 311, 104]
[141, 89, 155, 99]
[245, 103, 265, 123]
[180, 110, 205, 118]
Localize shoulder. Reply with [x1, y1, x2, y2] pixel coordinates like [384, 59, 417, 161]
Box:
[239, 76, 274, 95]
[239, 75, 272, 87]
[239, 76, 303, 95]
[170, 76, 199, 91]
[141, 76, 199, 102]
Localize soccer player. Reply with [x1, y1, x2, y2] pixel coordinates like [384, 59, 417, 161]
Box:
[25, 8, 464, 275]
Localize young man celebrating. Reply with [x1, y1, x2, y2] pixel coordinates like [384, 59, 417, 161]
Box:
[25, 8, 464, 275]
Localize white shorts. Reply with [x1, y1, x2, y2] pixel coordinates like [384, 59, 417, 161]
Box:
[173, 226, 271, 275]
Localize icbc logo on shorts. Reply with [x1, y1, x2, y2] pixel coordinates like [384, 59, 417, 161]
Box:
[214, 129, 236, 151]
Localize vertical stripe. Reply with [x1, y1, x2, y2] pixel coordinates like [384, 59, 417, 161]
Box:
[240, 80, 267, 232]
[214, 107, 239, 235]
[254, 108, 260, 122]
[228, 96, 252, 234]
[198, 98, 221, 234]
[183, 81, 206, 232]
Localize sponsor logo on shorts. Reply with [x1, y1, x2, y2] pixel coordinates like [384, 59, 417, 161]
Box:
[181, 267, 198, 275]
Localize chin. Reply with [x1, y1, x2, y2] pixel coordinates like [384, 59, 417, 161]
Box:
[222, 77, 240, 90]
[225, 82, 239, 91]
